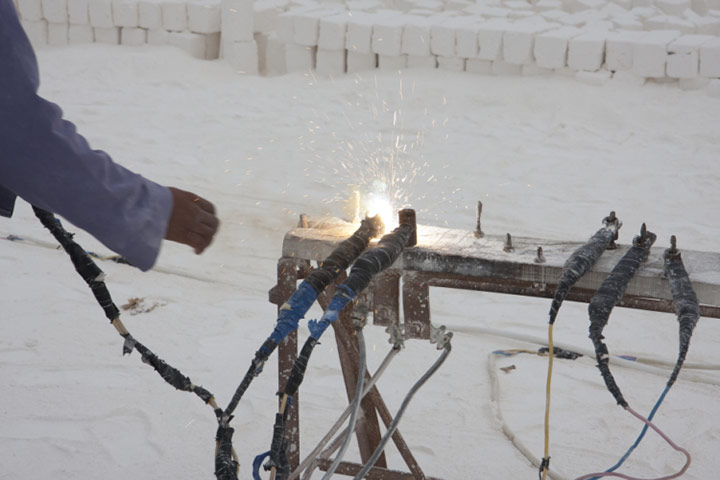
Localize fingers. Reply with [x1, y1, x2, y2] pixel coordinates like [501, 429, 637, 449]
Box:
[166, 187, 220, 254]
[194, 195, 216, 215]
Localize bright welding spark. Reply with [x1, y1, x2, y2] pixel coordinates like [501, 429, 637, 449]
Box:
[299, 75, 452, 229]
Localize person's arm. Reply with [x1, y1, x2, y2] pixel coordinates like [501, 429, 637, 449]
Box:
[0, 1, 217, 270]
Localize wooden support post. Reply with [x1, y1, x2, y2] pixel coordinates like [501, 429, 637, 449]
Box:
[402, 272, 431, 339]
[269, 257, 301, 472]
[318, 286, 387, 468]
[372, 270, 401, 327]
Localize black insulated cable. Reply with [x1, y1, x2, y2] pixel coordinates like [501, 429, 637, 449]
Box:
[663, 236, 700, 387]
[549, 211, 621, 325]
[588, 224, 656, 407]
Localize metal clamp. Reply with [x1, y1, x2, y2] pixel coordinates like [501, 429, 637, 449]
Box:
[429, 324, 453, 350]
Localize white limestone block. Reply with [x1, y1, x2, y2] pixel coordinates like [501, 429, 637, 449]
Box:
[430, 16, 475, 57]
[491, 59, 522, 74]
[347, 50, 377, 71]
[407, 54, 437, 67]
[94, 25, 120, 43]
[373, 15, 405, 56]
[694, 15, 720, 34]
[139, 0, 162, 29]
[445, 0, 471, 10]
[19, 0, 43, 21]
[534, 26, 582, 69]
[256, 32, 287, 75]
[315, 48, 346, 75]
[534, 0, 563, 11]
[504, 0, 532, 10]
[632, 29, 680, 77]
[42, 0, 68, 23]
[225, 39, 259, 72]
[478, 19, 509, 60]
[630, 6, 659, 19]
[254, 0, 282, 33]
[170, 31, 220, 58]
[121, 26, 146, 44]
[503, 21, 554, 65]
[567, 30, 606, 71]
[466, 57, 492, 73]
[205, 31, 221, 58]
[411, 0, 443, 10]
[88, 0, 113, 27]
[285, 43, 316, 71]
[48, 23, 69, 45]
[522, 64, 553, 75]
[162, 0, 187, 31]
[188, 0, 221, 33]
[346, 13, 375, 53]
[147, 28, 169, 43]
[700, 37, 720, 77]
[667, 34, 714, 77]
[223, 0, 253, 42]
[318, 12, 350, 50]
[612, 14, 643, 30]
[69, 24, 94, 42]
[571, 0, 605, 12]
[112, 0, 138, 26]
[541, 9, 569, 22]
[68, 0, 89, 24]
[560, 9, 608, 27]
[276, 10, 295, 44]
[631, 0, 653, 7]
[21, 19, 48, 46]
[295, 8, 343, 47]
[656, 0, 690, 15]
[606, 30, 642, 70]
[645, 15, 696, 33]
[402, 15, 431, 55]
[612, 0, 632, 8]
[456, 19, 484, 58]
[346, 0, 382, 11]
[378, 54, 408, 70]
[438, 55, 465, 70]
[689, 0, 709, 13]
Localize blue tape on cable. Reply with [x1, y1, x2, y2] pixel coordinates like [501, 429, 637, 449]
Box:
[308, 285, 355, 340]
[252, 450, 271, 480]
[269, 282, 318, 343]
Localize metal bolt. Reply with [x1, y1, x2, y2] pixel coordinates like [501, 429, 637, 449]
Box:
[298, 213, 309, 228]
[474, 201, 485, 238]
[398, 208, 417, 247]
[534, 246, 546, 263]
[504, 233, 515, 253]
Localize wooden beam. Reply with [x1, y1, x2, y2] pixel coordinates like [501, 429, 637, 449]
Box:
[281, 222, 720, 317]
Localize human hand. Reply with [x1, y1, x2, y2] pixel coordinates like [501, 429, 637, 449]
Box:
[165, 187, 219, 254]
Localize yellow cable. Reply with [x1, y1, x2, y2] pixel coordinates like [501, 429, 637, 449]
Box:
[541, 323, 555, 480]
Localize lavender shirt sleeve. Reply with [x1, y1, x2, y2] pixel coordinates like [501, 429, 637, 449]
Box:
[0, 0, 172, 271]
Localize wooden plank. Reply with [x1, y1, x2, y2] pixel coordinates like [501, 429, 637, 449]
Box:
[281, 222, 720, 317]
